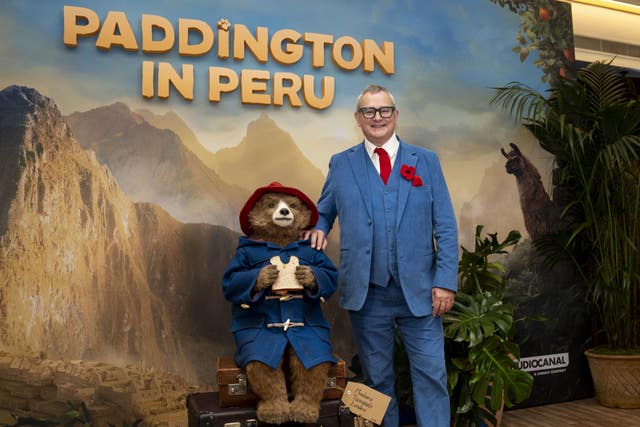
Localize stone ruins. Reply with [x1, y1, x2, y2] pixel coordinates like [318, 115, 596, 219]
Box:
[0, 350, 211, 426]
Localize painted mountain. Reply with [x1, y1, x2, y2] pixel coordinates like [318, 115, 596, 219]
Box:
[135, 108, 219, 173]
[138, 108, 344, 269]
[210, 113, 327, 202]
[65, 103, 246, 231]
[0, 86, 240, 383]
[135, 109, 325, 204]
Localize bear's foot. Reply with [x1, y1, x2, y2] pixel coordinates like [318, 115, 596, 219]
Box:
[289, 399, 320, 424]
[256, 399, 290, 424]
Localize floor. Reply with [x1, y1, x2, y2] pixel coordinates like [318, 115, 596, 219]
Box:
[3, 397, 640, 426]
[501, 398, 640, 426]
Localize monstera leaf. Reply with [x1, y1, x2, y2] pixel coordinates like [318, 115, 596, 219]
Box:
[444, 291, 514, 348]
[469, 335, 532, 411]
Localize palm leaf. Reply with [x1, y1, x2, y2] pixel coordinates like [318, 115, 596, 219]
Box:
[492, 60, 640, 350]
[490, 83, 549, 124]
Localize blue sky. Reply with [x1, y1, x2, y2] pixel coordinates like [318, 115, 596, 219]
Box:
[1, 0, 551, 212]
[1, 0, 544, 110]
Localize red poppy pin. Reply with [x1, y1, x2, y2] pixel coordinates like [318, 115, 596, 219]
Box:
[400, 164, 423, 187]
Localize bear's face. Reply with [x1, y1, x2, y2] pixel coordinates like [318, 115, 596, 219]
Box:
[247, 193, 312, 247]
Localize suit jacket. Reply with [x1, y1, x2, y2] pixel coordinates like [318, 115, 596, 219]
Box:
[316, 139, 458, 316]
[222, 237, 338, 369]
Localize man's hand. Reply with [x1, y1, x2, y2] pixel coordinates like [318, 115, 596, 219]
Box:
[301, 229, 328, 250]
[432, 287, 455, 317]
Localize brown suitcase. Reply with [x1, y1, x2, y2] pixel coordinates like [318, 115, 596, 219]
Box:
[187, 391, 355, 427]
[217, 356, 347, 408]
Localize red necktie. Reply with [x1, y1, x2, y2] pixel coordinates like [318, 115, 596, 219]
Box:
[375, 147, 391, 184]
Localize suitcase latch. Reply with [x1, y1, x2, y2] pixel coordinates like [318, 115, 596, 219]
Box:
[228, 373, 248, 395]
[325, 376, 337, 389]
[223, 421, 257, 427]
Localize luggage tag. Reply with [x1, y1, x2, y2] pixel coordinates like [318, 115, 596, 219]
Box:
[341, 381, 391, 426]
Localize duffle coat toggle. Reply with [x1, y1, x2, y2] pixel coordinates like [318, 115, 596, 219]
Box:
[265, 294, 304, 301]
[267, 318, 305, 331]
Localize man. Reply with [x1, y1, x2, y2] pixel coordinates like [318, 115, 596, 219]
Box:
[307, 85, 458, 426]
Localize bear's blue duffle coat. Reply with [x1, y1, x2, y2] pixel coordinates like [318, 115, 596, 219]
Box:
[222, 237, 338, 370]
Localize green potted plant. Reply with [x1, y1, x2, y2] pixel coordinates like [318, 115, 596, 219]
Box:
[394, 226, 533, 427]
[490, 61, 640, 408]
[445, 226, 532, 426]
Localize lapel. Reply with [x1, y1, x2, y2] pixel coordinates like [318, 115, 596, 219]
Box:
[347, 142, 373, 219]
[396, 139, 417, 227]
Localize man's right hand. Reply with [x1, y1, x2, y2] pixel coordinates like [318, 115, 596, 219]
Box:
[302, 229, 328, 250]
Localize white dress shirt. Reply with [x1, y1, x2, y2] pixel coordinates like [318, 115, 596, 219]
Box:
[363, 134, 399, 173]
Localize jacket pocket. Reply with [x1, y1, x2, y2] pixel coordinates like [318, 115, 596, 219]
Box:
[304, 310, 331, 343]
[231, 314, 264, 348]
[308, 323, 332, 344]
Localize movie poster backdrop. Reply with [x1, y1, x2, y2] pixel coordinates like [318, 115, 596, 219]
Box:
[0, 0, 591, 419]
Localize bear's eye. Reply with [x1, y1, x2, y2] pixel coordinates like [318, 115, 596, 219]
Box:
[289, 203, 297, 209]
[267, 203, 275, 208]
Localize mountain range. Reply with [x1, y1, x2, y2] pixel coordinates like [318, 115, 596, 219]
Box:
[0, 86, 240, 382]
[210, 113, 327, 203]
[0, 86, 355, 384]
[65, 103, 245, 230]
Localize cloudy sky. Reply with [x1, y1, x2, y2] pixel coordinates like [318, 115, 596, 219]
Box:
[1, 0, 550, 214]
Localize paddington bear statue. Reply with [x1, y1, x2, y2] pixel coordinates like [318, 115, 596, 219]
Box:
[222, 182, 338, 424]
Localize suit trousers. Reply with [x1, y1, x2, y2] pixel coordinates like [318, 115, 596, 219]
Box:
[348, 281, 450, 427]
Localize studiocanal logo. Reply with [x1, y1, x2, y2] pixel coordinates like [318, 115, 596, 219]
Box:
[518, 352, 569, 376]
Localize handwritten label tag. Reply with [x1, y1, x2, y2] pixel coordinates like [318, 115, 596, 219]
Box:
[341, 381, 391, 425]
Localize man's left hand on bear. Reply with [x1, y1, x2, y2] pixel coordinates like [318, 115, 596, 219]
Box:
[222, 182, 338, 424]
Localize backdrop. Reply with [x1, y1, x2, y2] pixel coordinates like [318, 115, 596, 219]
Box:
[0, 0, 591, 421]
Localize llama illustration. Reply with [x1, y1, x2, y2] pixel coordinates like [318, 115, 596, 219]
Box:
[501, 143, 560, 241]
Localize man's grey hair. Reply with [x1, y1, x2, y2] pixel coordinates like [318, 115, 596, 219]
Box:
[356, 85, 397, 110]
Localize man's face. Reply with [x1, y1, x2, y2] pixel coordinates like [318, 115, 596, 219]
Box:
[355, 91, 399, 147]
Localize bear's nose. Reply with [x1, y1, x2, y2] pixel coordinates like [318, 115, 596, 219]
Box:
[280, 208, 290, 216]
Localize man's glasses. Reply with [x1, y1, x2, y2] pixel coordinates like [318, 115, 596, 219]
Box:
[358, 106, 395, 119]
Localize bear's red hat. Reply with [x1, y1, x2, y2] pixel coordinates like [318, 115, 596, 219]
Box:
[239, 182, 319, 236]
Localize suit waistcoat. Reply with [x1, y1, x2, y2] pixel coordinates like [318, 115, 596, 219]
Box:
[367, 150, 401, 286]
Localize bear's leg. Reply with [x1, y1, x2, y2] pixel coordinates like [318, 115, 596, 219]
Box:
[246, 360, 290, 424]
[288, 347, 330, 423]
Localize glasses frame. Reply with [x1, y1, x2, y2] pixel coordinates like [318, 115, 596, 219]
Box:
[358, 106, 396, 119]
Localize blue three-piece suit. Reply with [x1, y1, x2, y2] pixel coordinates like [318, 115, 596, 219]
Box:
[316, 139, 459, 427]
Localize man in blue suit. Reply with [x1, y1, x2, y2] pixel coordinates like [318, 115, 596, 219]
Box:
[308, 85, 459, 427]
